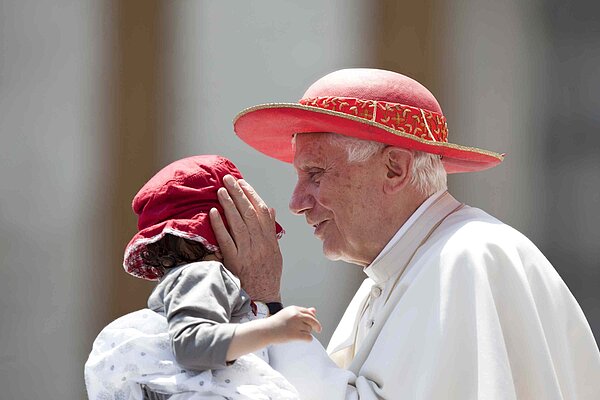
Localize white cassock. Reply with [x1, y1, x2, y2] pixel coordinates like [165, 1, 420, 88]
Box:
[269, 191, 600, 399]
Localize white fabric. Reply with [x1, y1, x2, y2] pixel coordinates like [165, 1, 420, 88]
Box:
[356, 190, 447, 349]
[269, 193, 600, 399]
[85, 309, 299, 400]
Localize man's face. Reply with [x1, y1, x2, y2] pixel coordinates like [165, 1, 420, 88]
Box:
[289, 133, 384, 266]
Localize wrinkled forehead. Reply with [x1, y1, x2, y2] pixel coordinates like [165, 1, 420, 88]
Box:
[291, 132, 336, 166]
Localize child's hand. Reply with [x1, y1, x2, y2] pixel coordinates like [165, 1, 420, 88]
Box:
[267, 306, 322, 343]
[226, 306, 322, 361]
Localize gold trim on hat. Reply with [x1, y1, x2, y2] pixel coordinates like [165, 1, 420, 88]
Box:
[234, 103, 505, 161]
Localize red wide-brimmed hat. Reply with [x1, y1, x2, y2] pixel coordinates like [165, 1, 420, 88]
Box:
[123, 155, 284, 281]
[234, 68, 504, 173]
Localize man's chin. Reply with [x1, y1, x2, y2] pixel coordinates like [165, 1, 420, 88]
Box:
[321, 244, 347, 263]
[321, 243, 366, 267]
[323, 252, 342, 262]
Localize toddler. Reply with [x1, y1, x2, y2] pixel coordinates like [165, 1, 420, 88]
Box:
[85, 155, 321, 400]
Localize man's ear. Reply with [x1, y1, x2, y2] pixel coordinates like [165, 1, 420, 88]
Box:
[383, 147, 413, 194]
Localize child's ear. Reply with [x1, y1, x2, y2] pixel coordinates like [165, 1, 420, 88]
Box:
[383, 147, 413, 194]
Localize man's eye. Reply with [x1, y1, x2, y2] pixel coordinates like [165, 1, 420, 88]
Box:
[308, 169, 323, 181]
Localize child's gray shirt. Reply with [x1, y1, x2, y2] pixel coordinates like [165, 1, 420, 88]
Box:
[147, 260, 252, 371]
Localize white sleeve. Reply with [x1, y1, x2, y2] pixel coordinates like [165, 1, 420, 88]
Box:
[269, 339, 365, 400]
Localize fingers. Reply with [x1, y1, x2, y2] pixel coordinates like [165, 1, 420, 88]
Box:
[238, 179, 274, 233]
[222, 175, 277, 239]
[272, 306, 323, 343]
[293, 306, 322, 333]
[224, 176, 259, 221]
[222, 176, 266, 239]
[302, 313, 322, 334]
[209, 208, 237, 259]
[217, 186, 251, 250]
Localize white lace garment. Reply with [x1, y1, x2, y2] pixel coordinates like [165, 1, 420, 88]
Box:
[85, 309, 299, 400]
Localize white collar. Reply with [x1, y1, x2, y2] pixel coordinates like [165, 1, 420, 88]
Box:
[366, 190, 446, 274]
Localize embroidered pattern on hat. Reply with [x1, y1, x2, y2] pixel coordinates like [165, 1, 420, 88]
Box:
[299, 97, 449, 143]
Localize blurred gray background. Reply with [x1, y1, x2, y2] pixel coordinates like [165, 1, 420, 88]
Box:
[1, 0, 598, 398]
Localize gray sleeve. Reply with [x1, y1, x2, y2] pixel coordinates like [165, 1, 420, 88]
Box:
[159, 261, 249, 371]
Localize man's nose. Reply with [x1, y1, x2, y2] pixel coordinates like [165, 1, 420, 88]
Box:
[289, 181, 313, 215]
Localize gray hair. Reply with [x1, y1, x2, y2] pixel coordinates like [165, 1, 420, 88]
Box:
[325, 133, 448, 196]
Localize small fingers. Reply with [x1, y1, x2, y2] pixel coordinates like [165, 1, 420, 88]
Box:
[296, 306, 317, 316]
[307, 317, 322, 333]
[299, 309, 322, 333]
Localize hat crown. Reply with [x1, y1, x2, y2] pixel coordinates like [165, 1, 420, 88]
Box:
[302, 68, 443, 114]
[132, 155, 242, 230]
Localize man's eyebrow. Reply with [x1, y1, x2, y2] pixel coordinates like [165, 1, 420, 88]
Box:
[298, 160, 324, 170]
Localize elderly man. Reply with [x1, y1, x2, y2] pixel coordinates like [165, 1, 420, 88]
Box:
[210, 69, 600, 399]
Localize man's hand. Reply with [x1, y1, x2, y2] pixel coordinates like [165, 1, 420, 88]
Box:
[209, 175, 283, 302]
[267, 306, 322, 343]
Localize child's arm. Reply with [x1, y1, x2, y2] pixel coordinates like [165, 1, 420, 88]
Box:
[226, 306, 322, 362]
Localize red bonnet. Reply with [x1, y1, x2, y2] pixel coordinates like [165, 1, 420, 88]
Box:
[123, 155, 284, 281]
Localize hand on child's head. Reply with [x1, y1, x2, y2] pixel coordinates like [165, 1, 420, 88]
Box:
[209, 177, 283, 302]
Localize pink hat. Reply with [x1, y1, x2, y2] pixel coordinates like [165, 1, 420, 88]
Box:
[123, 155, 284, 281]
[234, 68, 504, 173]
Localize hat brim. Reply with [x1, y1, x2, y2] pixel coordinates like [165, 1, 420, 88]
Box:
[234, 103, 504, 173]
[124, 214, 285, 281]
